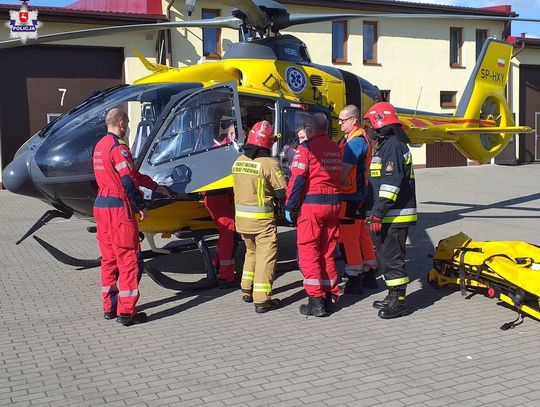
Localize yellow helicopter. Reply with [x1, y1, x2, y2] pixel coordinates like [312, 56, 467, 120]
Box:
[1, 0, 534, 290]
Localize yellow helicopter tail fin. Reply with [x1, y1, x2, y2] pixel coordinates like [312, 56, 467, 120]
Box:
[450, 38, 531, 163]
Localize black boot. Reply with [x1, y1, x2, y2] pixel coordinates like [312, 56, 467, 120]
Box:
[372, 290, 393, 309]
[116, 312, 148, 326]
[324, 292, 337, 313]
[241, 289, 253, 303]
[299, 296, 328, 317]
[344, 275, 363, 295]
[378, 287, 408, 319]
[254, 298, 281, 313]
[363, 268, 379, 289]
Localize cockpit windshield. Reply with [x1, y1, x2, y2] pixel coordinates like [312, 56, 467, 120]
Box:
[35, 83, 201, 178]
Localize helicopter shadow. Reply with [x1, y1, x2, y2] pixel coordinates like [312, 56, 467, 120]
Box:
[138, 228, 303, 319]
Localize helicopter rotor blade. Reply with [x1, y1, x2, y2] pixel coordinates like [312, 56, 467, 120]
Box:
[220, 0, 268, 30]
[276, 13, 540, 32]
[0, 16, 242, 49]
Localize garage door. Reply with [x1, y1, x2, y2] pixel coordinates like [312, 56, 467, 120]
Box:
[518, 64, 540, 163]
[0, 45, 123, 177]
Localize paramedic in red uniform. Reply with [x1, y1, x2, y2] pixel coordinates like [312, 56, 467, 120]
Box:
[285, 114, 342, 317]
[337, 105, 378, 295]
[93, 108, 170, 326]
[203, 121, 239, 288]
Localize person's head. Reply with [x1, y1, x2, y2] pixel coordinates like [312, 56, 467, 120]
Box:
[226, 123, 236, 141]
[363, 102, 400, 130]
[106, 108, 130, 141]
[217, 120, 236, 142]
[338, 104, 361, 135]
[246, 120, 275, 149]
[296, 120, 313, 143]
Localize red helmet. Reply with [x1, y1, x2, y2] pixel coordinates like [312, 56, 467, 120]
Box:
[246, 120, 275, 149]
[363, 102, 401, 129]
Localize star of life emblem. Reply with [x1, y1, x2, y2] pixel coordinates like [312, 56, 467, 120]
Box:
[285, 66, 307, 94]
[5, 1, 42, 44]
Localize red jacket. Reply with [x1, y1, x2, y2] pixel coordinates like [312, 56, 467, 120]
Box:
[286, 132, 342, 209]
[93, 132, 157, 211]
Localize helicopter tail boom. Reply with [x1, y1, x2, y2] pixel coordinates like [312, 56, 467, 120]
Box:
[399, 38, 531, 163]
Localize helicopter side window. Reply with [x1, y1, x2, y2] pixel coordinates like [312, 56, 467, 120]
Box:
[279, 107, 330, 177]
[149, 88, 239, 166]
[34, 83, 200, 178]
[238, 95, 276, 138]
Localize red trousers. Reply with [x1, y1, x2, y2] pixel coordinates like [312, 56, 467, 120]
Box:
[204, 191, 237, 282]
[358, 219, 377, 271]
[297, 203, 340, 299]
[94, 203, 141, 318]
[339, 202, 363, 277]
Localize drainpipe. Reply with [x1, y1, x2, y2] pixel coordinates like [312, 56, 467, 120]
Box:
[165, 0, 175, 66]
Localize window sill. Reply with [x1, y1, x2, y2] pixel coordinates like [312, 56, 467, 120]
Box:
[450, 65, 466, 69]
[363, 61, 381, 66]
[332, 61, 351, 65]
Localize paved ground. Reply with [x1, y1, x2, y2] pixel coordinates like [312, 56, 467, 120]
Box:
[1, 164, 540, 407]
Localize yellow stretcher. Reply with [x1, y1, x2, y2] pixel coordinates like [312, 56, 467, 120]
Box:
[428, 232, 540, 328]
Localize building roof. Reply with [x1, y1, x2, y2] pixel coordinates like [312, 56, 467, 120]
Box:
[0, 2, 166, 24]
[508, 35, 540, 49]
[280, 0, 516, 17]
[66, 0, 163, 16]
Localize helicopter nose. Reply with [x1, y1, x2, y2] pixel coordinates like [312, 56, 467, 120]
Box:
[2, 150, 43, 199]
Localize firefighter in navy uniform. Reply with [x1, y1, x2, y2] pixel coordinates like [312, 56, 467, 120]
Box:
[232, 121, 288, 313]
[364, 102, 417, 319]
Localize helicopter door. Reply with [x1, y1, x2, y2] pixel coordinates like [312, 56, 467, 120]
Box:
[140, 82, 243, 195]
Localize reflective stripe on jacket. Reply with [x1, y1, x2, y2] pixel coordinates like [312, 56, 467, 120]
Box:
[368, 133, 417, 227]
[232, 154, 287, 234]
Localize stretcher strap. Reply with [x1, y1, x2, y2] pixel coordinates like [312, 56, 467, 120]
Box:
[457, 247, 483, 296]
[459, 250, 467, 296]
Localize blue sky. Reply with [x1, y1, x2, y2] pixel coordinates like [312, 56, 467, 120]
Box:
[3, 0, 539, 37]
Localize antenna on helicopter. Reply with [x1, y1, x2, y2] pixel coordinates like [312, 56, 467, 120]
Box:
[413, 87, 423, 120]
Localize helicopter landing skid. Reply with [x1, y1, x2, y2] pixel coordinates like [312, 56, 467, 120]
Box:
[143, 237, 218, 291]
[33, 235, 218, 291]
[33, 235, 102, 269]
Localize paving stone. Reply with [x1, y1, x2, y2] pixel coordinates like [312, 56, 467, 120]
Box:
[2, 165, 540, 406]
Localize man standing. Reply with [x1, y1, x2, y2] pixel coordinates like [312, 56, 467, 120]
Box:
[93, 108, 170, 326]
[285, 114, 342, 317]
[203, 122, 239, 289]
[232, 121, 287, 313]
[364, 102, 417, 319]
[337, 105, 378, 295]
